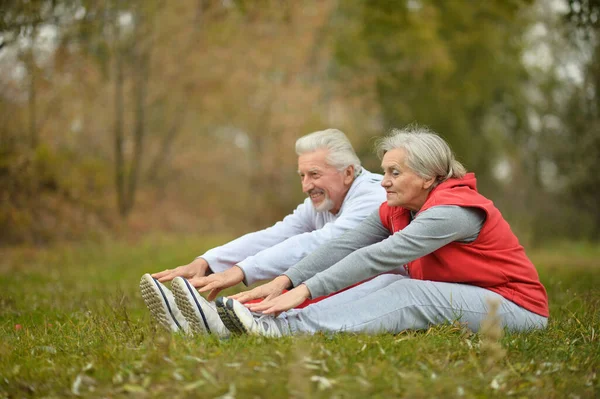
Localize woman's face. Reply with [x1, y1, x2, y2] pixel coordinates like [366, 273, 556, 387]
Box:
[380, 148, 434, 211]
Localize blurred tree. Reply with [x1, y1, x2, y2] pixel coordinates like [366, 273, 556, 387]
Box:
[62, 0, 159, 218]
[2, 0, 48, 149]
[111, 1, 155, 218]
[0, 0, 109, 244]
[3, 0, 596, 244]
[332, 0, 536, 187]
[557, 0, 600, 238]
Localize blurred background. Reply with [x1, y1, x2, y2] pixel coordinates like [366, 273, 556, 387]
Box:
[1, 0, 598, 248]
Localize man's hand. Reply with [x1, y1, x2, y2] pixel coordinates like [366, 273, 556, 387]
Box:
[193, 266, 245, 301]
[230, 275, 292, 304]
[246, 284, 311, 316]
[152, 257, 210, 283]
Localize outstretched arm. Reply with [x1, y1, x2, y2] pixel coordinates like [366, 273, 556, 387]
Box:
[151, 201, 313, 282]
[282, 210, 390, 286]
[198, 201, 313, 274]
[237, 196, 386, 285]
[223, 210, 387, 309]
[304, 206, 485, 298]
[258, 206, 485, 314]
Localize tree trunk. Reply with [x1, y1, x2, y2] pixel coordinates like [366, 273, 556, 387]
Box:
[113, 20, 127, 217]
[125, 33, 151, 215]
[27, 27, 38, 150]
[146, 106, 185, 185]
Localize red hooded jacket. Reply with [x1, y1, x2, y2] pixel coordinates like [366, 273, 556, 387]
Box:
[379, 173, 549, 317]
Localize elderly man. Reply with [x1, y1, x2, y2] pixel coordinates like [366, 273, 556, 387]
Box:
[140, 129, 385, 336]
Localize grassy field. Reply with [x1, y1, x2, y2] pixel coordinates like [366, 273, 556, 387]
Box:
[1, 236, 598, 398]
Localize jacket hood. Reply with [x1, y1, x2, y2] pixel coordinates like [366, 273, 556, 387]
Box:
[433, 172, 477, 192]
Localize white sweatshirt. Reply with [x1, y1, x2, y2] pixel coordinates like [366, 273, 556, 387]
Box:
[199, 169, 386, 285]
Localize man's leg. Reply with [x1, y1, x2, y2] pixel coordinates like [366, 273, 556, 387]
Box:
[139, 274, 190, 334]
[283, 279, 547, 334]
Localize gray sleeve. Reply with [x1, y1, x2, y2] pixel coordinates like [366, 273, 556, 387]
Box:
[283, 210, 389, 287]
[304, 205, 486, 298]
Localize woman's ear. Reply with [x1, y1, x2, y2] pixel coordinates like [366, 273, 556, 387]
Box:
[422, 176, 436, 190]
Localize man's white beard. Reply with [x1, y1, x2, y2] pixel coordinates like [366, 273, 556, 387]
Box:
[314, 196, 335, 213]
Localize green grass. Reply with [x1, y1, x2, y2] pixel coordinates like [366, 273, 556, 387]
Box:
[1, 236, 598, 398]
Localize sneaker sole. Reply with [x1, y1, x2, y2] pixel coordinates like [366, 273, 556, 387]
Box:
[216, 297, 248, 334]
[139, 274, 183, 332]
[171, 278, 211, 334]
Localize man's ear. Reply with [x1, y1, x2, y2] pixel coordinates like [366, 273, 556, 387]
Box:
[344, 165, 355, 185]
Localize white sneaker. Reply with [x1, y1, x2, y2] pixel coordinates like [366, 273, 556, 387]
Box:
[171, 277, 230, 337]
[215, 297, 287, 337]
[139, 273, 190, 334]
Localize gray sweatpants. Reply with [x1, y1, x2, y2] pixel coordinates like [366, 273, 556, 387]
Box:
[280, 274, 547, 334]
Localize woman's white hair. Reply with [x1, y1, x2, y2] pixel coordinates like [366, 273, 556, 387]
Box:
[375, 125, 466, 186]
[296, 129, 362, 177]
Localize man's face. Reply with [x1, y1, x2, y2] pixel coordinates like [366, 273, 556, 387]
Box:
[297, 149, 354, 214]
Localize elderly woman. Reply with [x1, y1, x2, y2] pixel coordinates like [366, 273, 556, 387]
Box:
[215, 126, 549, 337]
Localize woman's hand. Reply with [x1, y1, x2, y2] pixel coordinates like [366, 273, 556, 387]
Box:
[230, 275, 292, 304]
[246, 284, 311, 316]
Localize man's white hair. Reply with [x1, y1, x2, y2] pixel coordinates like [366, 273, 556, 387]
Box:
[375, 125, 466, 187]
[295, 129, 362, 177]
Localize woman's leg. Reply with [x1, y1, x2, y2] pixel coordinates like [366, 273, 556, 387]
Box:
[283, 279, 547, 334]
[285, 273, 407, 316]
